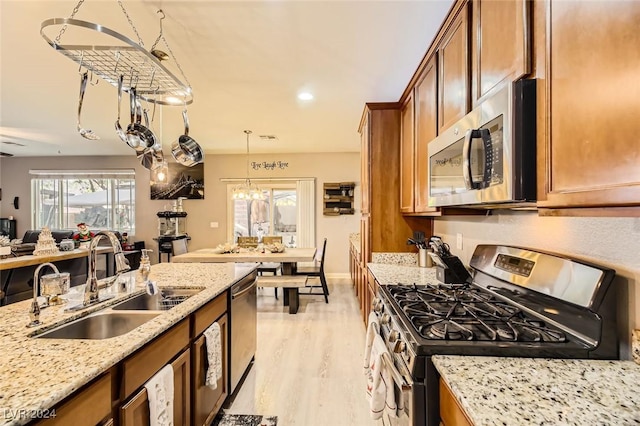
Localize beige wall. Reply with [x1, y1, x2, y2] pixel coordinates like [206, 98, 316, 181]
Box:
[433, 213, 640, 359]
[0, 152, 360, 274]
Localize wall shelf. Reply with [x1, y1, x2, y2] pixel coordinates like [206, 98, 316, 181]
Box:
[323, 182, 355, 215]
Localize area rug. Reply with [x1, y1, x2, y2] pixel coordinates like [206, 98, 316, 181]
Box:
[211, 413, 278, 426]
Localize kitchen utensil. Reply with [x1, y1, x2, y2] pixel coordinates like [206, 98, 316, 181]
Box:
[76, 72, 100, 140]
[143, 107, 161, 152]
[126, 88, 155, 150]
[171, 107, 203, 167]
[115, 74, 129, 145]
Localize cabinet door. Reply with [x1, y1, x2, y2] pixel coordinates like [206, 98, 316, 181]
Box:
[438, 2, 470, 133]
[439, 378, 473, 426]
[472, 0, 530, 104]
[537, 1, 640, 210]
[414, 55, 439, 213]
[121, 349, 191, 426]
[360, 112, 371, 214]
[400, 92, 415, 213]
[192, 314, 229, 426]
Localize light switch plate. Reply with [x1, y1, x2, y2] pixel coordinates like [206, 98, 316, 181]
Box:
[456, 233, 463, 250]
[210, 222, 219, 228]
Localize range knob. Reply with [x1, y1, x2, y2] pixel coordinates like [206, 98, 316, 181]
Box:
[394, 340, 407, 354]
[380, 314, 391, 325]
[371, 298, 382, 312]
[388, 330, 400, 343]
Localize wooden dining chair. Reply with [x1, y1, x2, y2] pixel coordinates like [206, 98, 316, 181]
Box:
[294, 238, 329, 303]
[258, 235, 283, 299]
[237, 236, 258, 248]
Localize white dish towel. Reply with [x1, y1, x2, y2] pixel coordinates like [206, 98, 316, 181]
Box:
[365, 334, 398, 420]
[204, 321, 223, 390]
[363, 311, 379, 372]
[144, 364, 174, 426]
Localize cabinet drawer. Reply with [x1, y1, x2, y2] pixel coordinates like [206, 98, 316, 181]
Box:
[121, 319, 189, 397]
[193, 292, 227, 337]
[36, 372, 111, 426]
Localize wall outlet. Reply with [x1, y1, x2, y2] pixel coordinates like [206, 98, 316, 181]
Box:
[456, 233, 463, 250]
[210, 222, 219, 228]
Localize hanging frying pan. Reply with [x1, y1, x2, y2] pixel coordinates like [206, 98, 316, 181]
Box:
[171, 107, 203, 167]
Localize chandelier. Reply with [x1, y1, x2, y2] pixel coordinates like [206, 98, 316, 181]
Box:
[232, 130, 264, 200]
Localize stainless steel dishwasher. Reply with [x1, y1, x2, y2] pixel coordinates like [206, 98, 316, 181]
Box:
[229, 269, 258, 394]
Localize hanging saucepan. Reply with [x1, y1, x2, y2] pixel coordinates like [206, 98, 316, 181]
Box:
[126, 87, 155, 151]
[137, 147, 164, 170]
[143, 107, 161, 152]
[115, 75, 128, 144]
[171, 107, 203, 167]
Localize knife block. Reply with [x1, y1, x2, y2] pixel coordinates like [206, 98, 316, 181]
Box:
[435, 255, 471, 284]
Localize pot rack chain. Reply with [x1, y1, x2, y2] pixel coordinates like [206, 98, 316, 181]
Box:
[149, 10, 191, 90]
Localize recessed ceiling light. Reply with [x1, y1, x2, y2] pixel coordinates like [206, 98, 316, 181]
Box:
[297, 92, 314, 101]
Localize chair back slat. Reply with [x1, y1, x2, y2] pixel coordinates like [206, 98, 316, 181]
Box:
[237, 236, 259, 248]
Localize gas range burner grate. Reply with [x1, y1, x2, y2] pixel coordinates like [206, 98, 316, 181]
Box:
[388, 284, 567, 343]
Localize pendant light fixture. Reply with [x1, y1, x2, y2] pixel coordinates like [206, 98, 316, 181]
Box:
[232, 130, 264, 200]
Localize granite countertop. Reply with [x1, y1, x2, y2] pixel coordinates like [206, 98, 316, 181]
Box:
[367, 263, 437, 285]
[433, 355, 640, 425]
[0, 262, 256, 426]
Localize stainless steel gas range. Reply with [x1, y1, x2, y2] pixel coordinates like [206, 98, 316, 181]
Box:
[371, 244, 618, 426]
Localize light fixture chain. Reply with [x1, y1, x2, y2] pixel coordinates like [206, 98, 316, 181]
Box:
[150, 10, 164, 53]
[54, 0, 85, 46]
[117, 0, 145, 47]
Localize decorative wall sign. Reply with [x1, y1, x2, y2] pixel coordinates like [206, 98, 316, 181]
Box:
[251, 161, 289, 171]
[150, 160, 204, 200]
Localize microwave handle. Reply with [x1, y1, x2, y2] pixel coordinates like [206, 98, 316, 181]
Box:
[463, 128, 493, 190]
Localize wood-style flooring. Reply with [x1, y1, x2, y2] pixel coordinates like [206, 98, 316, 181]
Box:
[224, 278, 379, 426]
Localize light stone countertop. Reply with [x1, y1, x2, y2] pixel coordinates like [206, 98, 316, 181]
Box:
[367, 263, 438, 285]
[0, 262, 256, 426]
[433, 355, 640, 425]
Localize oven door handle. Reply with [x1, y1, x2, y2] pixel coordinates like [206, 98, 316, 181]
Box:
[463, 128, 493, 190]
[381, 351, 412, 391]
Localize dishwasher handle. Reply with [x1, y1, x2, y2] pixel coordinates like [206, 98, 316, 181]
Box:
[232, 277, 257, 299]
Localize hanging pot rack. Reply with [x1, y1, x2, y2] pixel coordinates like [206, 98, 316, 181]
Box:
[40, 3, 193, 106]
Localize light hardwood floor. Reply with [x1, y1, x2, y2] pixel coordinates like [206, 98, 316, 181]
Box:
[224, 277, 379, 426]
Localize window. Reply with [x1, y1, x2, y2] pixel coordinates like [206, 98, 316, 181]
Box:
[30, 169, 136, 233]
[225, 178, 315, 249]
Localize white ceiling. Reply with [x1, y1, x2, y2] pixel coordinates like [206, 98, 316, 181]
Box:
[0, 0, 453, 157]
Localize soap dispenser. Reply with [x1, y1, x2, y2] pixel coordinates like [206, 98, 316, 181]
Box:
[138, 249, 152, 283]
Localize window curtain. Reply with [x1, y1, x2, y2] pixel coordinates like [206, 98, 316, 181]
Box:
[296, 179, 316, 266]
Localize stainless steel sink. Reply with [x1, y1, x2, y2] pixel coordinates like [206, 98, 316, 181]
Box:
[111, 288, 202, 311]
[35, 311, 160, 340]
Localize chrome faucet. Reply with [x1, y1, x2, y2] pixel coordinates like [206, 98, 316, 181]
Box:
[27, 262, 60, 327]
[83, 231, 131, 306]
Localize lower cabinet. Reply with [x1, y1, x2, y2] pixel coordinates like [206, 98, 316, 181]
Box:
[120, 348, 191, 426]
[192, 314, 229, 426]
[35, 372, 112, 426]
[439, 378, 472, 426]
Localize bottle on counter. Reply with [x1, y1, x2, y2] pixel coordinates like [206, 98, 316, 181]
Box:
[137, 249, 152, 284]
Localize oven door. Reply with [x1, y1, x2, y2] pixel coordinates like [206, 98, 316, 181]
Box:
[428, 81, 534, 207]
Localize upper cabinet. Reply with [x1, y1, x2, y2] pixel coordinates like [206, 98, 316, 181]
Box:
[437, 2, 470, 134]
[471, 0, 530, 104]
[400, 93, 415, 213]
[360, 114, 370, 214]
[535, 0, 640, 214]
[414, 55, 439, 214]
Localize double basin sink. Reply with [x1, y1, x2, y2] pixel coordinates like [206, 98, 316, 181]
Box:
[34, 288, 202, 340]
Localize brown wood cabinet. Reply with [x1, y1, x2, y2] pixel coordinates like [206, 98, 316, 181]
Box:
[414, 54, 439, 214]
[471, 0, 530, 104]
[400, 93, 415, 213]
[439, 378, 472, 426]
[535, 0, 640, 214]
[438, 1, 470, 134]
[36, 373, 112, 426]
[120, 348, 191, 426]
[192, 314, 229, 426]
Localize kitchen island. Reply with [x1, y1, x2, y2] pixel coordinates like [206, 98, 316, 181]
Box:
[433, 355, 640, 425]
[0, 262, 257, 426]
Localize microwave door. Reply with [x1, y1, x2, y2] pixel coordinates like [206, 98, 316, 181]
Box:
[463, 128, 493, 190]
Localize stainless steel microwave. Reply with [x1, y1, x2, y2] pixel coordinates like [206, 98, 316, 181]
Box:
[428, 80, 536, 207]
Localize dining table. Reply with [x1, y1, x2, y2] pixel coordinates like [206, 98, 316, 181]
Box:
[170, 247, 316, 274]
